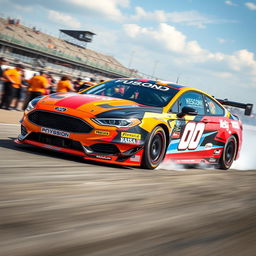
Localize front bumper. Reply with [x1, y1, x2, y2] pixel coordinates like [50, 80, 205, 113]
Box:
[18, 109, 145, 167]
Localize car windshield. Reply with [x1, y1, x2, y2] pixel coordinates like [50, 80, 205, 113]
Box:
[81, 79, 179, 107]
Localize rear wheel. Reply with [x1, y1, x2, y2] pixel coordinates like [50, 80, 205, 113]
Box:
[141, 126, 167, 169]
[217, 135, 237, 170]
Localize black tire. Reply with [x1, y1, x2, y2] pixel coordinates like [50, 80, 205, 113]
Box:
[141, 126, 167, 169]
[217, 135, 237, 170]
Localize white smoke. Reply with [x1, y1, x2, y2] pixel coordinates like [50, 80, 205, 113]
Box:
[232, 125, 256, 170]
[157, 160, 214, 171]
[157, 160, 186, 171]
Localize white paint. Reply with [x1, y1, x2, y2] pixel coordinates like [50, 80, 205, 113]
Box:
[220, 120, 229, 129]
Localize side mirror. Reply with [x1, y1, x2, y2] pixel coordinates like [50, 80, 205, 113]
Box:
[177, 106, 198, 118]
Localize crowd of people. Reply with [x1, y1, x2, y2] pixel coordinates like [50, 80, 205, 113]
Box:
[0, 58, 99, 111]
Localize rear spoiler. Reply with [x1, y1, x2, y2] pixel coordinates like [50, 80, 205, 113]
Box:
[216, 98, 253, 116]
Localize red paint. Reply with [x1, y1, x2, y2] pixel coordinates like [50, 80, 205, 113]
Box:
[56, 95, 115, 109]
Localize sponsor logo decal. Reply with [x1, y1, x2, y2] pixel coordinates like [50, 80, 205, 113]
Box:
[87, 154, 112, 160]
[231, 121, 239, 129]
[130, 155, 141, 162]
[208, 101, 216, 114]
[209, 158, 217, 163]
[95, 130, 110, 136]
[170, 120, 183, 133]
[41, 127, 70, 138]
[114, 80, 169, 91]
[205, 143, 213, 150]
[121, 132, 141, 139]
[95, 155, 112, 160]
[54, 106, 67, 111]
[171, 132, 180, 138]
[185, 98, 203, 107]
[220, 120, 229, 129]
[120, 137, 139, 144]
[214, 149, 221, 155]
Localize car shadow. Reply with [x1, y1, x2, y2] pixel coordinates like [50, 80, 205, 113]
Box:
[0, 137, 134, 170]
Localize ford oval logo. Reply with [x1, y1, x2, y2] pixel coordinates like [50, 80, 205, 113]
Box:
[55, 107, 67, 112]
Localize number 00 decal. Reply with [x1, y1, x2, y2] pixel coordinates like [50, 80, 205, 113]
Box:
[178, 122, 205, 150]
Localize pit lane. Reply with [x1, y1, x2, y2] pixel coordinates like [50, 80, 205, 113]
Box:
[0, 110, 256, 256]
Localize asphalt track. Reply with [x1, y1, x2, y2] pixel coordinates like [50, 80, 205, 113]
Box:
[1, 111, 256, 256]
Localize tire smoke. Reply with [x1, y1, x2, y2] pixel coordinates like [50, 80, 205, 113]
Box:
[232, 125, 256, 170]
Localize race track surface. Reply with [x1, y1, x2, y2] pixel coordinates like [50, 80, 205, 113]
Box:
[0, 110, 256, 256]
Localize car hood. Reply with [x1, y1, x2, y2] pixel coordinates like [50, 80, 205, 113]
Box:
[37, 93, 162, 117]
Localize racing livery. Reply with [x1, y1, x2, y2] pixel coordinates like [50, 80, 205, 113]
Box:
[16, 78, 253, 169]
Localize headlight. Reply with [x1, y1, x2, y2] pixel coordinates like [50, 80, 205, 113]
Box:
[25, 96, 43, 111]
[26, 101, 35, 111]
[92, 118, 141, 128]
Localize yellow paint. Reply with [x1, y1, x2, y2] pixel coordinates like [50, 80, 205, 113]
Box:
[121, 132, 141, 139]
[95, 130, 110, 136]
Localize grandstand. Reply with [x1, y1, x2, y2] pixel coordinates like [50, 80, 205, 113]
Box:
[0, 17, 139, 80]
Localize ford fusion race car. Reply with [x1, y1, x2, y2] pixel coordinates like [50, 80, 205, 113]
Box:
[16, 78, 253, 169]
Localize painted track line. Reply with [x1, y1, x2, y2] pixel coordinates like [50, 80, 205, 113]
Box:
[0, 123, 20, 126]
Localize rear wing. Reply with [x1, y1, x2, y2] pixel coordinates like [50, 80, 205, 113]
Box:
[216, 98, 253, 116]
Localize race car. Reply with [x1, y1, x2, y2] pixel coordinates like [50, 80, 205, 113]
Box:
[16, 78, 253, 169]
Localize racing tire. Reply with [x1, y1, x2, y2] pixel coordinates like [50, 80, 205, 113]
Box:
[141, 126, 167, 169]
[217, 135, 237, 170]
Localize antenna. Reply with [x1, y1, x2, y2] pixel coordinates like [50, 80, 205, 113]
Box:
[176, 74, 181, 84]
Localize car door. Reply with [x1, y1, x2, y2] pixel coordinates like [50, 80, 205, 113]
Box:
[199, 95, 228, 162]
[166, 90, 209, 163]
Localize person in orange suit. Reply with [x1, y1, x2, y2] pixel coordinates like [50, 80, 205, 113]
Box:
[56, 76, 75, 93]
[0, 63, 24, 110]
[23, 71, 50, 110]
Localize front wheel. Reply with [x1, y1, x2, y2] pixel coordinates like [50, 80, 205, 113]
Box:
[217, 135, 237, 170]
[141, 126, 167, 169]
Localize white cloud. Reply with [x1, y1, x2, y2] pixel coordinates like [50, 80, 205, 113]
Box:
[207, 50, 256, 86]
[217, 37, 236, 46]
[217, 38, 227, 44]
[245, 2, 256, 10]
[217, 38, 234, 44]
[225, 1, 238, 7]
[227, 49, 256, 74]
[124, 23, 209, 61]
[64, 0, 130, 21]
[213, 71, 233, 78]
[166, 11, 216, 29]
[48, 10, 81, 29]
[131, 6, 234, 29]
[131, 7, 168, 23]
[13, 4, 33, 12]
[123, 23, 256, 85]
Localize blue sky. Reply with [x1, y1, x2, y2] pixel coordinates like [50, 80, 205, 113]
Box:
[1, 0, 256, 107]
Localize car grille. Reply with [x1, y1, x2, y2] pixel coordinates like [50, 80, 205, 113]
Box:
[28, 110, 93, 133]
[26, 132, 84, 152]
[90, 143, 120, 155]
